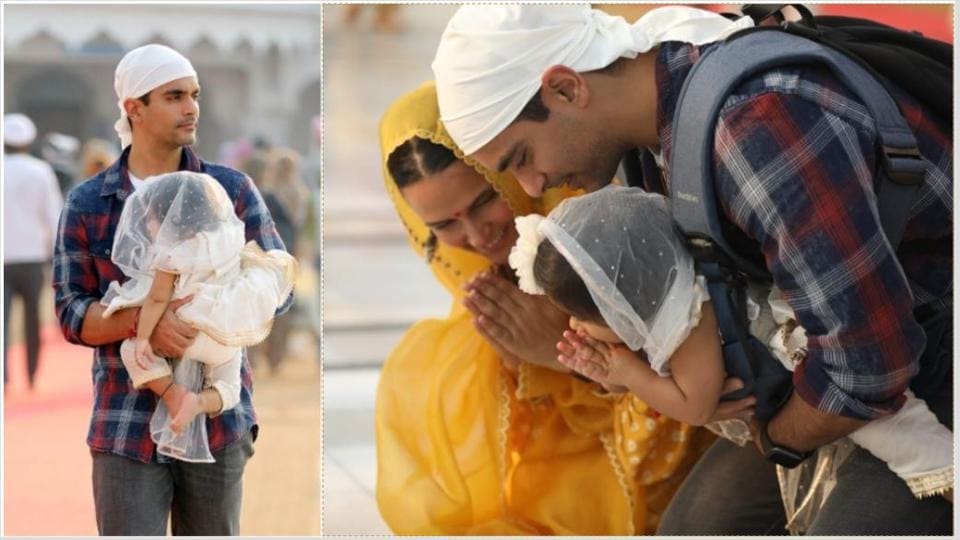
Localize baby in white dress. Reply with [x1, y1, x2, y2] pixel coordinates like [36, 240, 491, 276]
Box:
[508, 185, 952, 515]
[102, 171, 296, 462]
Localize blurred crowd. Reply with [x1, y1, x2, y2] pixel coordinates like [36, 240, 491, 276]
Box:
[218, 128, 322, 374]
[3, 112, 321, 392]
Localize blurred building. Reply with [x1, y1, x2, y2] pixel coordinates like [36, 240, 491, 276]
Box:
[3, 3, 321, 160]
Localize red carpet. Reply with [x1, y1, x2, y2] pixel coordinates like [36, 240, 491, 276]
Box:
[4, 325, 98, 536]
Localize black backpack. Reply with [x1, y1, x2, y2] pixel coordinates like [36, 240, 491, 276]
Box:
[623, 5, 952, 420]
[739, 4, 951, 122]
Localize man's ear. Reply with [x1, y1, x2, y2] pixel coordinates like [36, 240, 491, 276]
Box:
[124, 97, 144, 124]
[541, 65, 590, 108]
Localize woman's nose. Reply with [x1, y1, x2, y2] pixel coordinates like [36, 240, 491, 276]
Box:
[463, 218, 488, 250]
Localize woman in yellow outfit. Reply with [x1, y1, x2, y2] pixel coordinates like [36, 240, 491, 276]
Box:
[376, 81, 715, 535]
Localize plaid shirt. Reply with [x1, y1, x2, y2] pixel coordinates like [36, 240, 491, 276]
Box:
[53, 145, 291, 463]
[655, 42, 952, 421]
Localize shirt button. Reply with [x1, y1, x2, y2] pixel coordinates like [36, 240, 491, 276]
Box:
[105, 249, 111, 255]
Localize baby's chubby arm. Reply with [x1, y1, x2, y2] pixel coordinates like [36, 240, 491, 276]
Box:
[559, 303, 726, 425]
[633, 301, 726, 425]
[138, 271, 178, 340]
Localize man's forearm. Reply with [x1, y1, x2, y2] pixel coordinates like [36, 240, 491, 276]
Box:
[767, 391, 868, 451]
[80, 302, 137, 346]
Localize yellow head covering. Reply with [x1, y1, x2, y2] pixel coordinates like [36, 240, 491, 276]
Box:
[380, 80, 572, 299]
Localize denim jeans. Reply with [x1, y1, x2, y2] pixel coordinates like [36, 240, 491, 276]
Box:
[657, 372, 953, 535]
[92, 431, 255, 535]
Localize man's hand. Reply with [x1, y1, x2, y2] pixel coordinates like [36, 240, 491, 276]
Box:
[708, 377, 757, 423]
[463, 271, 570, 372]
[148, 296, 197, 359]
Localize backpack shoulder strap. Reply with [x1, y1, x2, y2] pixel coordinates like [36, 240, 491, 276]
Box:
[667, 29, 927, 417]
[669, 28, 925, 272]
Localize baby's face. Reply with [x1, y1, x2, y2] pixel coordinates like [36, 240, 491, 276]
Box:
[569, 316, 623, 345]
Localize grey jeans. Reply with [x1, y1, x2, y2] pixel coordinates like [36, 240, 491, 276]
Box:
[92, 431, 255, 536]
[657, 374, 953, 536]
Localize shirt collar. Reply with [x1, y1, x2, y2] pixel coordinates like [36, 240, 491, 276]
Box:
[100, 145, 202, 201]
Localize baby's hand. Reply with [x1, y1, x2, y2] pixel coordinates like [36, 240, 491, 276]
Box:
[134, 339, 157, 370]
[557, 330, 616, 386]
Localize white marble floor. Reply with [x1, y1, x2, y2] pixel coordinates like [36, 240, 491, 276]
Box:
[322, 368, 391, 535]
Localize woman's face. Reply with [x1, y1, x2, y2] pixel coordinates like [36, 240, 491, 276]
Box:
[401, 160, 519, 264]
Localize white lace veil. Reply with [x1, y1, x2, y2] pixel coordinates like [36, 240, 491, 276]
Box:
[535, 185, 701, 368]
[112, 171, 242, 278]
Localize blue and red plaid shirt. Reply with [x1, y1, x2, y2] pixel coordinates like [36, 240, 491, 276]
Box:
[53, 145, 291, 463]
[655, 42, 952, 421]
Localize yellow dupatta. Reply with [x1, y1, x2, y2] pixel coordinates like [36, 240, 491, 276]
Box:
[375, 81, 713, 535]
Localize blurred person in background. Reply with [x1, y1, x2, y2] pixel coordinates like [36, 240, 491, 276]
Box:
[218, 137, 255, 172]
[262, 148, 308, 257]
[240, 146, 270, 188]
[301, 116, 321, 364]
[343, 4, 402, 33]
[79, 138, 119, 179]
[248, 147, 309, 375]
[3, 113, 64, 391]
[40, 132, 81, 197]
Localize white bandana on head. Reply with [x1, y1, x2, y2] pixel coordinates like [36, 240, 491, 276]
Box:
[432, 5, 753, 155]
[114, 44, 197, 149]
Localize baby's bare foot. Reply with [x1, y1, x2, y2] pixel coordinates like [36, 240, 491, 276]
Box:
[170, 391, 203, 434]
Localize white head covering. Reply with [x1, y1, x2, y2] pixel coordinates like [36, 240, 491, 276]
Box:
[433, 5, 753, 154]
[4, 113, 37, 147]
[114, 44, 197, 149]
[509, 185, 708, 374]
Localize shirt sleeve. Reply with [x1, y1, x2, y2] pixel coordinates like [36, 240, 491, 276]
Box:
[712, 91, 925, 420]
[52, 191, 98, 346]
[233, 174, 294, 315]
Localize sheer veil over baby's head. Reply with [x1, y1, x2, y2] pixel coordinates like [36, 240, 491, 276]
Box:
[525, 185, 700, 367]
[112, 171, 242, 277]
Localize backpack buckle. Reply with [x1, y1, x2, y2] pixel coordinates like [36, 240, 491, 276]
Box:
[687, 237, 726, 265]
[881, 145, 926, 186]
[689, 239, 744, 286]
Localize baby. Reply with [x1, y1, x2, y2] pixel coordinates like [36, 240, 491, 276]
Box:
[508, 185, 952, 506]
[102, 171, 296, 462]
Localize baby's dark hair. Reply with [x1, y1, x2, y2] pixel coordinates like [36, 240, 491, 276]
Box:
[534, 239, 605, 324]
[149, 173, 221, 240]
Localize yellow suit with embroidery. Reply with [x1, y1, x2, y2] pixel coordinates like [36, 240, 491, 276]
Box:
[376, 81, 714, 535]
